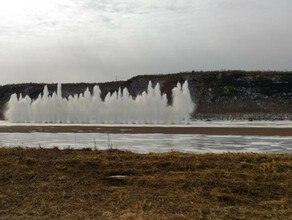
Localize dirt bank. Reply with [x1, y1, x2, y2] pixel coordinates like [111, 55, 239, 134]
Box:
[0, 125, 292, 136]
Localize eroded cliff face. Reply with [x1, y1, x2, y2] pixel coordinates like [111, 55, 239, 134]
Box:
[1, 71, 291, 120]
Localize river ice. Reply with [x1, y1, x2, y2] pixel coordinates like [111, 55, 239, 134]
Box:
[0, 132, 291, 153]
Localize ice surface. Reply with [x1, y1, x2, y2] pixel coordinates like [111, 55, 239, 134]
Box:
[0, 120, 291, 127]
[0, 132, 291, 154]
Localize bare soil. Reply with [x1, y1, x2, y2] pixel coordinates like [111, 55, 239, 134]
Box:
[0, 148, 291, 219]
[0, 125, 292, 136]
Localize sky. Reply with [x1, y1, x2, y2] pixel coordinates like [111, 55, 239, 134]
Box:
[0, 0, 291, 84]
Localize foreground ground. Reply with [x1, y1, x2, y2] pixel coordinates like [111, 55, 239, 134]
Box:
[0, 148, 291, 219]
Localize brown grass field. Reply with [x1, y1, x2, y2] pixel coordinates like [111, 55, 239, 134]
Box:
[0, 147, 291, 219]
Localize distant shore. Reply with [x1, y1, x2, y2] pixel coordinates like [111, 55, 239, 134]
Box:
[0, 125, 292, 136]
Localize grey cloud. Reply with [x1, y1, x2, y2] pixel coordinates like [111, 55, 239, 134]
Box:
[0, 0, 291, 85]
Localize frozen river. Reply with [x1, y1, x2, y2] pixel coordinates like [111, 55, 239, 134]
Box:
[0, 120, 291, 153]
[1, 120, 292, 127]
[0, 132, 291, 154]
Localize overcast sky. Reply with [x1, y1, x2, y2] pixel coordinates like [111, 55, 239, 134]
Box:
[0, 0, 291, 84]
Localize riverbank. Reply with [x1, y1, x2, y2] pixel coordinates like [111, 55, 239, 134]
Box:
[0, 125, 292, 136]
[0, 148, 291, 219]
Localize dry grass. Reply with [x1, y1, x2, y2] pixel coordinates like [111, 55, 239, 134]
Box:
[0, 147, 291, 219]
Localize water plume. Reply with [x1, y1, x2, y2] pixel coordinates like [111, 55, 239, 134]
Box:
[5, 81, 195, 124]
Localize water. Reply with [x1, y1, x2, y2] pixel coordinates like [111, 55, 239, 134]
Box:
[5, 81, 194, 124]
[0, 132, 291, 153]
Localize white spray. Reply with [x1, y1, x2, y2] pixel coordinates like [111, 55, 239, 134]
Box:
[5, 81, 195, 124]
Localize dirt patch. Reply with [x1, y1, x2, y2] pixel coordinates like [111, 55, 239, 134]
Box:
[0, 125, 292, 136]
[0, 147, 291, 219]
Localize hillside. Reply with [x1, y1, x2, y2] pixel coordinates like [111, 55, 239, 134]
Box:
[0, 70, 291, 120]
